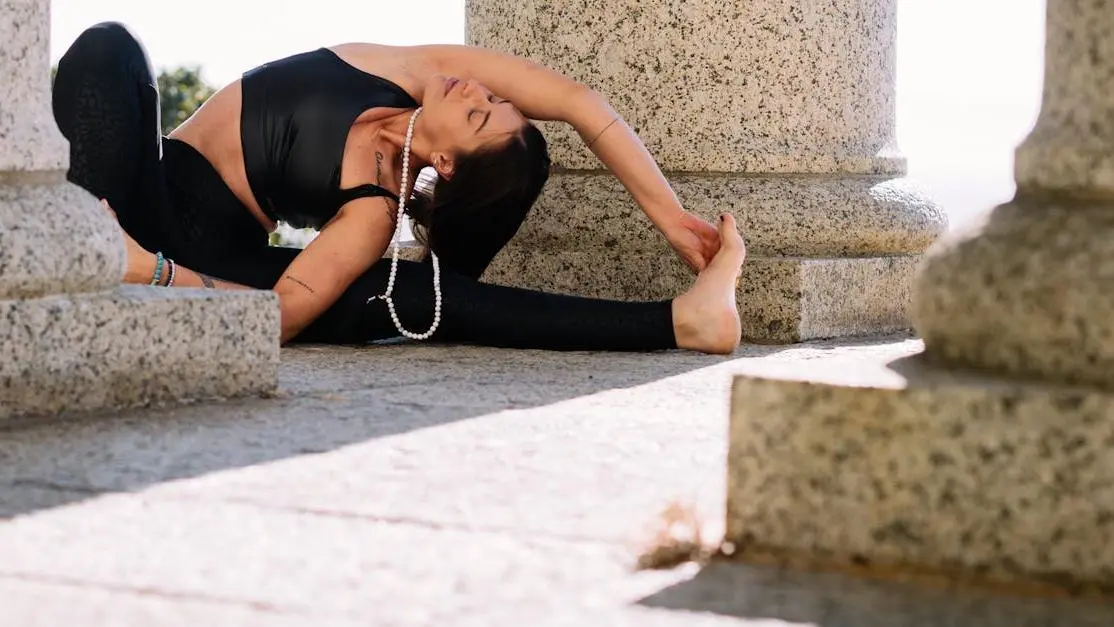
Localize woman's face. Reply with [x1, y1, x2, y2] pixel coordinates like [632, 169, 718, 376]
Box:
[421, 74, 525, 177]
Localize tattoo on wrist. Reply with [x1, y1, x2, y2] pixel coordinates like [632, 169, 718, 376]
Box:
[199, 273, 216, 289]
[284, 275, 315, 294]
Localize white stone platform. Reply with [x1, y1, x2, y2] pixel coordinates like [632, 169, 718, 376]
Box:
[1, 337, 1112, 625]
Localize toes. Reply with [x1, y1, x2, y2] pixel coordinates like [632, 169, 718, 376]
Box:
[717, 214, 742, 245]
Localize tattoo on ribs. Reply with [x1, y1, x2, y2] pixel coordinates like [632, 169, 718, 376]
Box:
[375, 150, 394, 215]
[284, 275, 316, 294]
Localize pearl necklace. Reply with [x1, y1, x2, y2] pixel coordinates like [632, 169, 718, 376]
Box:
[367, 107, 442, 340]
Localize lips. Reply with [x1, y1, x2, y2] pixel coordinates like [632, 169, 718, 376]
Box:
[444, 77, 460, 96]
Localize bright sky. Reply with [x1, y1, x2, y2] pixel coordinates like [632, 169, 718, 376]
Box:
[49, 0, 1047, 227]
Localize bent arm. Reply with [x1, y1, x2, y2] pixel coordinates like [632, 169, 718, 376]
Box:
[415, 45, 686, 232]
[269, 200, 394, 342]
[125, 200, 394, 344]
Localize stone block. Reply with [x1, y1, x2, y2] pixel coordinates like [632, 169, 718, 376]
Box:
[726, 348, 1114, 594]
[0, 285, 279, 421]
[743, 256, 919, 343]
[0, 179, 126, 299]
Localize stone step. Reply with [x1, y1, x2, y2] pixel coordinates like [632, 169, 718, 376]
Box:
[1, 285, 278, 422]
[483, 249, 918, 343]
[726, 346, 1114, 595]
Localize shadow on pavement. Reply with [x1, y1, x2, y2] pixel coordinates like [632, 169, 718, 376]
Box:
[0, 340, 764, 520]
[637, 560, 1114, 626]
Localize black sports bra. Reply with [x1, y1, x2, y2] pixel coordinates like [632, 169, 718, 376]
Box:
[239, 48, 419, 229]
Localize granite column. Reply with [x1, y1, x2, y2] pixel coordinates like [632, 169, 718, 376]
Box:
[466, 0, 946, 342]
[0, 0, 279, 421]
[726, 0, 1114, 593]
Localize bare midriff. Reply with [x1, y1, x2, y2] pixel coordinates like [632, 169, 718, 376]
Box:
[167, 80, 278, 233]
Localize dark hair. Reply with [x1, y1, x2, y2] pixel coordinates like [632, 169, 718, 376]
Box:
[405, 122, 551, 278]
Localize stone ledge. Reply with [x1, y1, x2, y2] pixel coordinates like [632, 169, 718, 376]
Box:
[0, 286, 279, 421]
[483, 250, 918, 343]
[511, 172, 946, 257]
[726, 349, 1114, 595]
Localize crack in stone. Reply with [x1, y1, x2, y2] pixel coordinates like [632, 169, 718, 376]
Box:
[1, 483, 630, 550]
[277, 376, 471, 399]
[168, 493, 627, 550]
[0, 570, 307, 616]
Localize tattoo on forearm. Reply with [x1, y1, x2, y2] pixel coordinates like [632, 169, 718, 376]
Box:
[284, 275, 315, 294]
[199, 273, 216, 289]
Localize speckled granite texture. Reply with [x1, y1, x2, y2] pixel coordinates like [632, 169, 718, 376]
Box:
[0, 286, 279, 421]
[0, 0, 69, 173]
[503, 173, 945, 257]
[727, 348, 1114, 595]
[914, 200, 1114, 390]
[467, 0, 902, 174]
[0, 182, 126, 298]
[468, 0, 943, 342]
[1014, 0, 1114, 194]
[914, 0, 1114, 388]
[0, 0, 280, 419]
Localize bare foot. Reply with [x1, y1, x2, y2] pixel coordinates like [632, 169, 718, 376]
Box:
[671, 214, 746, 354]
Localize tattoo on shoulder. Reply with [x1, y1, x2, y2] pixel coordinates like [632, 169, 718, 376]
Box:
[284, 275, 316, 294]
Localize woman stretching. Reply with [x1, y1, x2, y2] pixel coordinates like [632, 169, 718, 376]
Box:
[52, 22, 746, 354]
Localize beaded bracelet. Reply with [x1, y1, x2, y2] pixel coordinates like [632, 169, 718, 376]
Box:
[166, 258, 177, 288]
[151, 252, 165, 286]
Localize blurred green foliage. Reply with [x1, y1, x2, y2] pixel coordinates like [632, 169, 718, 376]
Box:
[50, 64, 216, 136]
[156, 66, 216, 134]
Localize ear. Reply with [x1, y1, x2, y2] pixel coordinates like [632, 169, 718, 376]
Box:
[430, 151, 456, 180]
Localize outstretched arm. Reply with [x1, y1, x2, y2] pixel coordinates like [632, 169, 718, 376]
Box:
[414, 44, 721, 272]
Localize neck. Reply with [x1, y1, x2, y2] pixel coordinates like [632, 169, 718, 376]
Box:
[375, 109, 431, 175]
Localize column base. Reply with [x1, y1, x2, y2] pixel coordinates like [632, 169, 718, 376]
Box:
[1, 285, 279, 422]
[726, 348, 1114, 596]
[481, 171, 944, 343]
[0, 179, 125, 298]
[914, 197, 1114, 391]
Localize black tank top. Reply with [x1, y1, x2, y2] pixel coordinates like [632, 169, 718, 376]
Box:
[239, 48, 419, 229]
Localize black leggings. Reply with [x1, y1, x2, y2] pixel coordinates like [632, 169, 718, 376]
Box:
[51, 22, 678, 351]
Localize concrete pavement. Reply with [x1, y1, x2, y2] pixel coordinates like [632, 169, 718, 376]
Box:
[1, 336, 1112, 625]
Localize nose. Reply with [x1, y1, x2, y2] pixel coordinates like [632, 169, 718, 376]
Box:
[462, 80, 487, 102]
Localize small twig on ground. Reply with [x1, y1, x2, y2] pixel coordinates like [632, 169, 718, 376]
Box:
[635, 500, 722, 570]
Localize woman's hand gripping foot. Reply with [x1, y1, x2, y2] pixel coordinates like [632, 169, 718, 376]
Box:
[671, 214, 746, 355]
